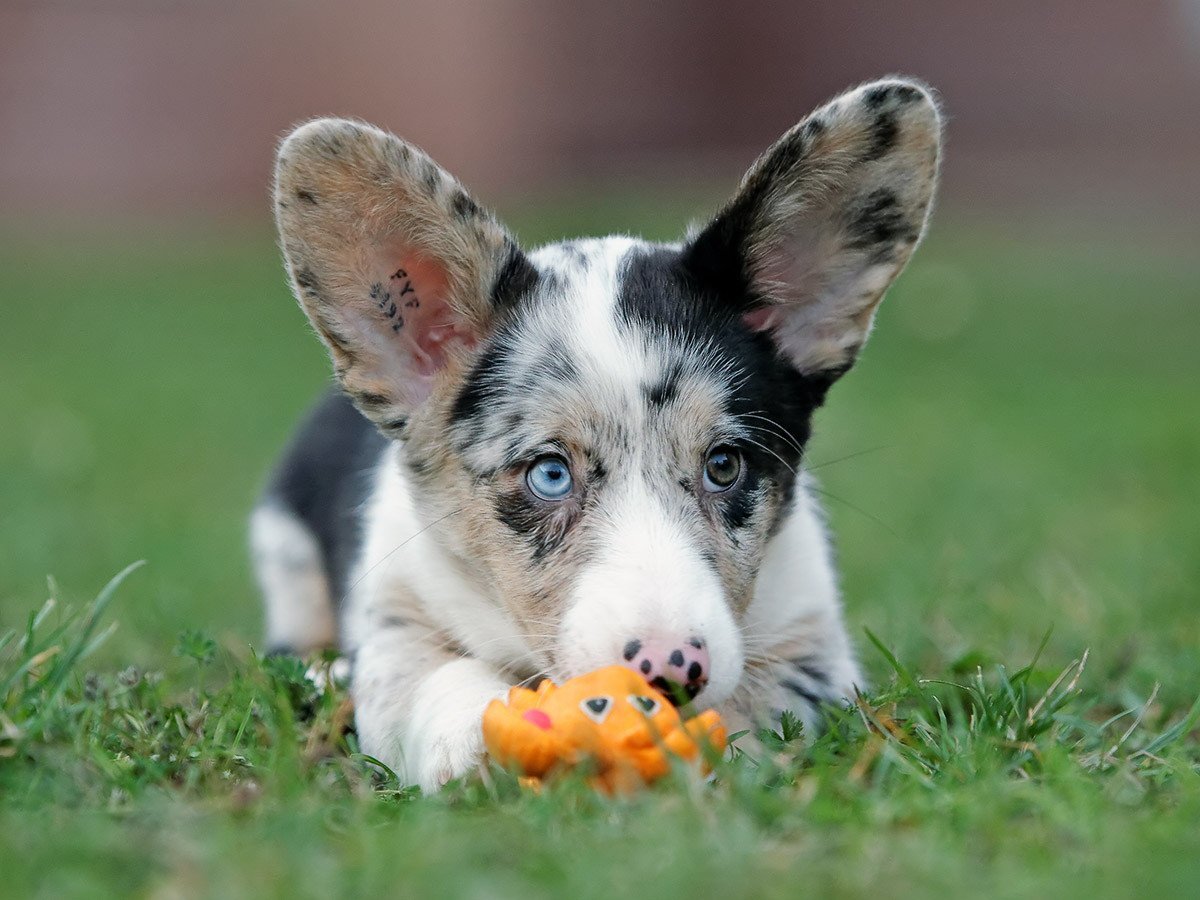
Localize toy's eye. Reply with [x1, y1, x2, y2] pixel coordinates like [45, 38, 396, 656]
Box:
[527, 455, 573, 501]
[628, 695, 660, 716]
[580, 696, 612, 723]
[702, 445, 742, 492]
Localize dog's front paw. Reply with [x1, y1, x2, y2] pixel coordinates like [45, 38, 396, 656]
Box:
[403, 658, 509, 792]
[407, 712, 488, 791]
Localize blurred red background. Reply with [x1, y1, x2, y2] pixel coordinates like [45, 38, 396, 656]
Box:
[2, 1, 1198, 235]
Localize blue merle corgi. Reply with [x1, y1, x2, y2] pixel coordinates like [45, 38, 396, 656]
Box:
[251, 78, 941, 790]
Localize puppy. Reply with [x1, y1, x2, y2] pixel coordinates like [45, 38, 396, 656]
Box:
[251, 78, 941, 790]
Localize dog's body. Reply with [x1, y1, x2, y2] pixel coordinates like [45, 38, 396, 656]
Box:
[252, 78, 941, 790]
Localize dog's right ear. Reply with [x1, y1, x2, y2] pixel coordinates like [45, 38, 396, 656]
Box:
[274, 118, 536, 436]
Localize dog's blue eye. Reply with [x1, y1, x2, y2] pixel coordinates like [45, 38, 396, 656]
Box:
[526, 455, 573, 501]
[702, 445, 742, 492]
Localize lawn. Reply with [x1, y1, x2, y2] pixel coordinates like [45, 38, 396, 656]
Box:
[1, 202, 1198, 899]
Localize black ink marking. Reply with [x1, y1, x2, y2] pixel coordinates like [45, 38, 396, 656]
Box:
[372, 280, 410, 331]
[390, 268, 408, 281]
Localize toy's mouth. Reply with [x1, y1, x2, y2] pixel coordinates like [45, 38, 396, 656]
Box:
[522, 709, 552, 730]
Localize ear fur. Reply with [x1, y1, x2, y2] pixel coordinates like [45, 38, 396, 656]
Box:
[274, 118, 535, 435]
[686, 77, 942, 379]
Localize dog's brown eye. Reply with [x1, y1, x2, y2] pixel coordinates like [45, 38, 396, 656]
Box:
[702, 446, 742, 492]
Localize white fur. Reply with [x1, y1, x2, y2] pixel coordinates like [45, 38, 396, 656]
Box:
[558, 476, 745, 706]
[345, 443, 542, 670]
[250, 504, 335, 652]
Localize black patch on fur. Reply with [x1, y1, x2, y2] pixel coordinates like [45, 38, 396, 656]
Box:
[261, 389, 387, 606]
[380, 416, 408, 436]
[452, 192, 480, 222]
[451, 342, 505, 445]
[864, 82, 922, 109]
[586, 456, 609, 486]
[294, 267, 321, 296]
[421, 163, 440, 194]
[643, 362, 682, 407]
[449, 251, 543, 451]
[494, 492, 568, 561]
[620, 246, 830, 523]
[781, 677, 823, 708]
[794, 660, 830, 686]
[314, 130, 346, 159]
[845, 189, 914, 251]
[296, 189, 318, 205]
[351, 390, 392, 412]
[866, 111, 899, 161]
[718, 476, 759, 533]
[489, 243, 540, 313]
[559, 241, 592, 271]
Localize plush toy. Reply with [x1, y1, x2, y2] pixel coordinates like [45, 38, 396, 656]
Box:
[482, 665, 727, 792]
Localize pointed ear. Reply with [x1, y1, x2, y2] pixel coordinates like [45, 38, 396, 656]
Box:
[685, 78, 942, 382]
[274, 118, 536, 435]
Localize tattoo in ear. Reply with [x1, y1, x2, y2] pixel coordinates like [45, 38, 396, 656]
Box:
[370, 268, 422, 334]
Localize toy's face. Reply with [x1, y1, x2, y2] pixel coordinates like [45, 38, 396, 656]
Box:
[483, 665, 726, 790]
[534, 666, 684, 754]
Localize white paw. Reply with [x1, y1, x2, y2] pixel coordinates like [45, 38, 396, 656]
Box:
[409, 716, 487, 791]
[401, 658, 508, 792]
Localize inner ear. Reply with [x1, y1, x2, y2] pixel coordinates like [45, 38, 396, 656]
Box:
[686, 78, 941, 380]
[370, 243, 471, 379]
[274, 117, 533, 435]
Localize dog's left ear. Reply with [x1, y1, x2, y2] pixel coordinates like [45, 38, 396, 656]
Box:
[686, 78, 941, 384]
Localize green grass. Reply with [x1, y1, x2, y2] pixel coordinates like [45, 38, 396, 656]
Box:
[1, 206, 1198, 898]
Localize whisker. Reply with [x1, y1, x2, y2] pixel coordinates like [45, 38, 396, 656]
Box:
[806, 444, 892, 472]
[738, 434, 797, 476]
[342, 504, 468, 605]
[806, 485, 899, 538]
[738, 411, 806, 456]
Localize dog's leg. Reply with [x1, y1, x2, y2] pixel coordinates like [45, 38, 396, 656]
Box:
[770, 628, 862, 735]
[352, 621, 509, 792]
[249, 503, 336, 654]
[726, 609, 862, 751]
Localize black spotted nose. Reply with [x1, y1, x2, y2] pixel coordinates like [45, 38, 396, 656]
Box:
[619, 636, 709, 704]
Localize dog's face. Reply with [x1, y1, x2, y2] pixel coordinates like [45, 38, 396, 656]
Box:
[274, 79, 941, 706]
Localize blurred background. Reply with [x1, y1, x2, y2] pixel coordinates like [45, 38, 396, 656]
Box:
[3, 1, 1200, 230]
[1, 3, 1197, 698]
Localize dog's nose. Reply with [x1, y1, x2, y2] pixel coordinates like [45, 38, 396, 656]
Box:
[621, 636, 709, 703]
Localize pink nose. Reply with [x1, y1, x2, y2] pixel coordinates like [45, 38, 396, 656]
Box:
[620, 636, 710, 703]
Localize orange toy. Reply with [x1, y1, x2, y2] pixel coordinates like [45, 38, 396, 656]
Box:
[482, 665, 727, 792]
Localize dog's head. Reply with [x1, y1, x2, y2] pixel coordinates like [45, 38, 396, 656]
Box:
[274, 79, 941, 706]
